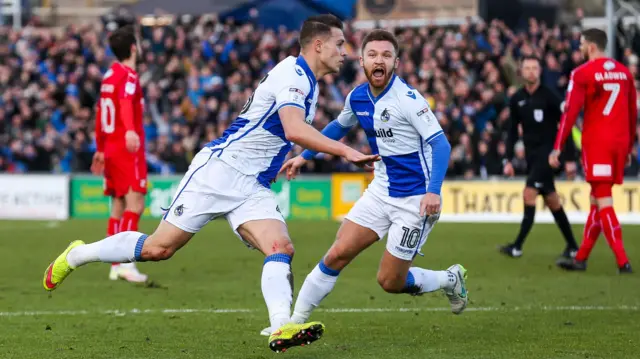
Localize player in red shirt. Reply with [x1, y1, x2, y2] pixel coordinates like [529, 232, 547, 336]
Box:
[550, 28, 635, 273]
[91, 25, 149, 282]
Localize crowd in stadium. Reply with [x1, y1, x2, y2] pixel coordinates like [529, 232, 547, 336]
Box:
[1, 12, 639, 178]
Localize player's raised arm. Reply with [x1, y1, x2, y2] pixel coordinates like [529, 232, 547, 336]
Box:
[554, 69, 587, 153]
[279, 97, 360, 180]
[300, 92, 358, 161]
[279, 106, 377, 165]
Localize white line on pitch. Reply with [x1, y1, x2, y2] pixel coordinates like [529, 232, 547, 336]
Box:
[0, 221, 62, 232]
[0, 306, 637, 317]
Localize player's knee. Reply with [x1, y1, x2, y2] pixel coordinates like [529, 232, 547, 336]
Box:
[376, 273, 405, 293]
[125, 194, 145, 214]
[323, 248, 346, 270]
[110, 199, 125, 218]
[126, 203, 145, 215]
[140, 235, 177, 261]
[142, 244, 176, 261]
[547, 202, 562, 212]
[270, 237, 295, 257]
[323, 236, 356, 271]
[596, 196, 614, 209]
[544, 194, 562, 211]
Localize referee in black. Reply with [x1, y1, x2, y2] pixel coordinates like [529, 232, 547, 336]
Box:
[499, 56, 579, 260]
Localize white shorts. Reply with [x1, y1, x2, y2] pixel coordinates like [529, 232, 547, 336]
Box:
[345, 189, 439, 261]
[163, 148, 285, 245]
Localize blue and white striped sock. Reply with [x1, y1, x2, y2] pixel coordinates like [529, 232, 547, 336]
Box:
[403, 267, 454, 294]
[67, 231, 146, 267]
[262, 253, 294, 330]
[291, 259, 340, 324]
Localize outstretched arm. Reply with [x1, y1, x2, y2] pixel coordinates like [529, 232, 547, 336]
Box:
[275, 80, 375, 164]
[301, 93, 358, 160]
[300, 120, 353, 160]
[280, 107, 357, 159]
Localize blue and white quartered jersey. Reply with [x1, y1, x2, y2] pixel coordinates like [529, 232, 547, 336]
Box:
[337, 75, 444, 198]
[206, 56, 319, 188]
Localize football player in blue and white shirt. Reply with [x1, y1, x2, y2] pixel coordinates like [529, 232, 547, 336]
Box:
[42, 15, 379, 353]
[278, 29, 468, 327]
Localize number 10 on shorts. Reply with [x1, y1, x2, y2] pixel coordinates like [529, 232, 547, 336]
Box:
[400, 226, 420, 249]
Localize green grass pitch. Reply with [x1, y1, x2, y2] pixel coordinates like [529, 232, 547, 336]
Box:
[0, 219, 639, 358]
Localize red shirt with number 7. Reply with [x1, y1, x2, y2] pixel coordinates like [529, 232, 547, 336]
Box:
[554, 58, 638, 184]
[95, 62, 147, 197]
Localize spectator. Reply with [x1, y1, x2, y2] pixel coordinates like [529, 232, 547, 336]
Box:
[0, 13, 638, 179]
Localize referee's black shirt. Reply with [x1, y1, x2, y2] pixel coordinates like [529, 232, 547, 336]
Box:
[506, 84, 576, 162]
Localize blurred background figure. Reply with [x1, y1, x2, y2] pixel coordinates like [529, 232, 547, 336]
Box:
[1, 0, 637, 181]
[500, 56, 579, 260]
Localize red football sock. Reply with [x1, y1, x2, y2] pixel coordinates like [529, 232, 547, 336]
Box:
[108, 217, 120, 267]
[599, 206, 629, 267]
[107, 217, 120, 236]
[576, 204, 601, 262]
[120, 211, 141, 232]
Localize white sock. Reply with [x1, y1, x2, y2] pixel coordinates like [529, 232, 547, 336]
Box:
[405, 267, 456, 294]
[66, 231, 147, 267]
[291, 261, 339, 324]
[262, 254, 294, 330]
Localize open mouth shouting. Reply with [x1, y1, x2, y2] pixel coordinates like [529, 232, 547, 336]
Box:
[372, 67, 386, 81]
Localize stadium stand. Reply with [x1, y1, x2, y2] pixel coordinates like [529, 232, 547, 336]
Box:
[0, 8, 638, 178]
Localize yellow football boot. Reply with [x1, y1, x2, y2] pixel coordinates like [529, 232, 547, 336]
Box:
[43, 240, 85, 291]
[268, 322, 325, 353]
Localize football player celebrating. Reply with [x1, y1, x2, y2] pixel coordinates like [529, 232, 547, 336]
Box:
[43, 15, 379, 353]
[276, 29, 467, 331]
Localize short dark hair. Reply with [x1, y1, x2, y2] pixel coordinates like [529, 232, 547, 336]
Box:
[108, 25, 137, 62]
[361, 29, 399, 55]
[520, 55, 541, 66]
[299, 14, 343, 48]
[582, 28, 608, 51]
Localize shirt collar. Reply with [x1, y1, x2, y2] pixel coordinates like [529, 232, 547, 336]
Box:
[296, 55, 317, 86]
